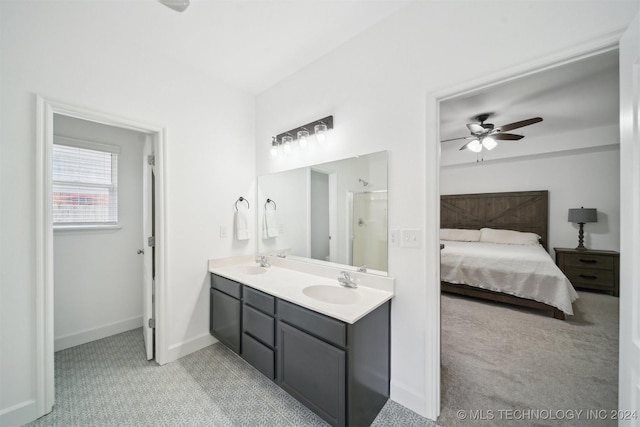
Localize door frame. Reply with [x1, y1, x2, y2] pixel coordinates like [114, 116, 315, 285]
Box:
[35, 95, 167, 417]
[424, 33, 623, 419]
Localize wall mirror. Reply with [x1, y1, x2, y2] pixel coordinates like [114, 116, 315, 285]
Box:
[257, 151, 388, 276]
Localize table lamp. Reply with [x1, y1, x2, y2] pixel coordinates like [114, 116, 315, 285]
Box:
[568, 207, 597, 250]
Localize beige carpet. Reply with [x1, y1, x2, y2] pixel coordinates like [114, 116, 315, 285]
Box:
[438, 291, 619, 427]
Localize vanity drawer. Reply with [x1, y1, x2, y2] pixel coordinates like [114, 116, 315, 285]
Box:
[562, 254, 614, 270]
[242, 333, 275, 379]
[244, 286, 275, 315]
[243, 305, 275, 347]
[277, 300, 346, 348]
[211, 274, 242, 299]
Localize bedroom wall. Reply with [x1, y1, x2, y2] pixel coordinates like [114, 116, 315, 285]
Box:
[0, 2, 255, 424]
[254, 0, 638, 418]
[440, 144, 621, 256]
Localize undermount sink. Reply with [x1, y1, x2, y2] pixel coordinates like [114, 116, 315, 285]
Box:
[303, 285, 360, 305]
[234, 265, 268, 275]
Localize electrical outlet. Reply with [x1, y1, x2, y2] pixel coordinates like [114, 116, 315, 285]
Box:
[401, 229, 422, 248]
[219, 225, 228, 238]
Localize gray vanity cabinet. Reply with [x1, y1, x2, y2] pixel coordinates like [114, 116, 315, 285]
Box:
[277, 299, 390, 427]
[242, 286, 276, 379]
[210, 273, 390, 427]
[278, 320, 347, 425]
[210, 275, 242, 354]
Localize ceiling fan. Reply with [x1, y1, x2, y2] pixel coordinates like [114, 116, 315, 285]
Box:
[442, 113, 543, 152]
[158, 0, 190, 13]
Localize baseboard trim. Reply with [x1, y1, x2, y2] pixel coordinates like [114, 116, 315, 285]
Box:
[54, 315, 143, 352]
[0, 399, 38, 427]
[390, 381, 427, 418]
[166, 332, 216, 364]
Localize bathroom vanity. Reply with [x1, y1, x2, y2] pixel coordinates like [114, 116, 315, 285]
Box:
[208, 255, 394, 427]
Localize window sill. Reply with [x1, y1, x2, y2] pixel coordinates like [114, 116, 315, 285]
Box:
[54, 224, 122, 232]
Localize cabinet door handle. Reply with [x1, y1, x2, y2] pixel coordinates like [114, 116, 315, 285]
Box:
[578, 259, 597, 264]
[579, 274, 598, 280]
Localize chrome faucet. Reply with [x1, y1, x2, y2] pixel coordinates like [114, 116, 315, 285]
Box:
[338, 271, 357, 288]
[357, 265, 367, 273]
[258, 255, 271, 268]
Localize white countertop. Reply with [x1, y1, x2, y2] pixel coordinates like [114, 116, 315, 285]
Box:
[208, 255, 394, 324]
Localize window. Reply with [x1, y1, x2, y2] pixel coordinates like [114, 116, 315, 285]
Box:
[52, 137, 119, 227]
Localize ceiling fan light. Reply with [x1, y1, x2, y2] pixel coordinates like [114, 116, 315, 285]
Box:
[482, 137, 497, 150]
[468, 139, 482, 153]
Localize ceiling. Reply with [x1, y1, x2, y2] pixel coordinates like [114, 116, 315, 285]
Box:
[144, 0, 411, 94]
[439, 49, 620, 149]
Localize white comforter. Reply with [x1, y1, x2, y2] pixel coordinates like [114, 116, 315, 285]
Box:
[440, 241, 579, 315]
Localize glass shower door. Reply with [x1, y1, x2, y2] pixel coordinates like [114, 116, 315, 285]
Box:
[351, 191, 388, 272]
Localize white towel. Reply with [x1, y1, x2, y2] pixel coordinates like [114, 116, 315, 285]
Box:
[235, 207, 249, 241]
[263, 209, 279, 239]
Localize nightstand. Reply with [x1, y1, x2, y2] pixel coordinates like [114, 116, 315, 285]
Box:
[554, 248, 620, 297]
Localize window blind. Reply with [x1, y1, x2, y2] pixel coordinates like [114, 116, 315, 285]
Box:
[52, 142, 118, 225]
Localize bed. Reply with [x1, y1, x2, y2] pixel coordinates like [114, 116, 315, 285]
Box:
[440, 190, 578, 319]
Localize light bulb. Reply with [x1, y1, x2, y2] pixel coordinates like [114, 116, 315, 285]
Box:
[270, 137, 278, 157]
[297, 130, 309, 149]
[282, 135, 293, 153]
[468, 139, 482, 153]
[314, 123, 327, 144]
[482, 137, 497, 150]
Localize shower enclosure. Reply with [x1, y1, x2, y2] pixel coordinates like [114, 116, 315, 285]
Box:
[349, 190, 388, 272]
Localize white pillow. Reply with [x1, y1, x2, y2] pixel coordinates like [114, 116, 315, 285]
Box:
[479, 228, 541, 246]
[440, 228, 481, 242]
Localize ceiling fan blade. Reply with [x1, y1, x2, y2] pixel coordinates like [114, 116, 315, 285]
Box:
[466, 123, 485, 134]
[441, 136, 472, 143]
[459, 140, 472, 151]
[494, 133, 524, 141]
[497, 117, 542, 132]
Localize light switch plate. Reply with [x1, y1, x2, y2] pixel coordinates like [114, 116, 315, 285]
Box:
[401, 229, 422, 248]
[219, 225, 228, 238]
[389, 229, 399, 247]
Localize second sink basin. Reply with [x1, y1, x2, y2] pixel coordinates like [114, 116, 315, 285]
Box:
[303, 285, 360, 305]
[234, 265, 267, 275]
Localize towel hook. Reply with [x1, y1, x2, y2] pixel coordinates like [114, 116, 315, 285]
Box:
[235, 196, 250, 211]
[265, 198, 277, 210]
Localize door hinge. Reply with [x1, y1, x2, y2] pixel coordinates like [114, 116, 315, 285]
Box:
[147, 154, 155, 166]
[148, 236, 156, 247]
[148, 318, 156, 329]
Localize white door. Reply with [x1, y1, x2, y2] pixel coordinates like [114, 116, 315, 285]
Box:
[618, 10, 640, 425]
[142, 137, 155, 360]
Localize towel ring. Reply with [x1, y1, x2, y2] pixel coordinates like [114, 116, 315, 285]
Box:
[265, 198, 277, 210]
[235, 196, 250, 211]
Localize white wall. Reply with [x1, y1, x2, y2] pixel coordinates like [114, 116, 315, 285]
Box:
[441, 145, 621, 256]
[53, 116, 146, 351]
[2, 0, 638, 424]
[258, 167, 310, 256]
[254, 0, 638, 418]
[0, 2, 255, 424]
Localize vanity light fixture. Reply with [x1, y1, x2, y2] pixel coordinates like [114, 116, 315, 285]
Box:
[314, 122, 328, 144]
[282, 134, 293, 153]
[271, 115, 333, 157]
[270, 137, 279, 158]
[297, 129, 310, 149]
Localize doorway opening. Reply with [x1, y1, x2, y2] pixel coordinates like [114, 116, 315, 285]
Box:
[35, 96, 166, 417]
[432, 42, 619, 422]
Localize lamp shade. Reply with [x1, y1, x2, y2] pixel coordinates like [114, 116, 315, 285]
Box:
[568, 207, 597, 223]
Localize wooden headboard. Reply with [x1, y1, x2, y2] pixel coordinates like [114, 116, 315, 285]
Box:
[440, 190, 549, 249]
